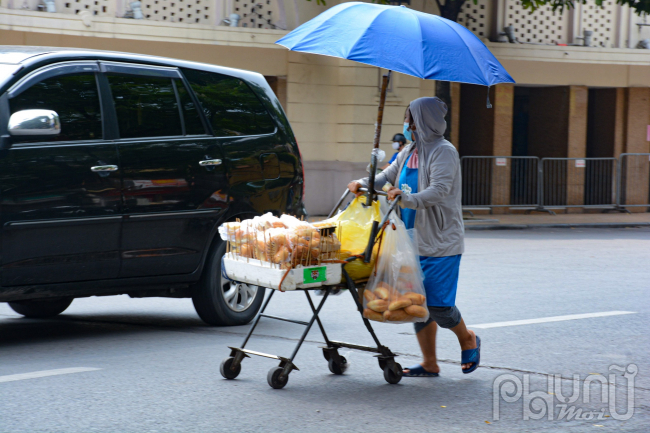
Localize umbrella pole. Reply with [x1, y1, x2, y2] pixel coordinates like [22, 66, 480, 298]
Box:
[366, 69, 392, 207]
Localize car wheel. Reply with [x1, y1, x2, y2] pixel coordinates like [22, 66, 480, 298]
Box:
[192, 240, 265, 326]
[8, 297, 73, 318]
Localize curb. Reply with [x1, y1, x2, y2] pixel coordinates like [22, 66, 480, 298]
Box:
[465, 222, 650, 230]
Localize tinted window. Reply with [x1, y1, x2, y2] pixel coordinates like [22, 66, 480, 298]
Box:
[181, 68, 276, 136]
[108, 74, 182, 138]
[9, 73, 102, 142]
[175, 80, 205, 135]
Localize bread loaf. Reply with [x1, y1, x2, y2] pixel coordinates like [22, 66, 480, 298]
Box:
[404, 305, 428, 318]
[403, 292, 425, 305]
[363, 290, 377, 302]
[272, 246, 289, 263]
[383, 309, 409, 322]
[240, 244, 253, 258]
[363, 308, 384, 322]
[373, 286, 390, 300]
[399, 265, 415, 274]
[367, 299, 388, 313]
[388, 297, 412, 311]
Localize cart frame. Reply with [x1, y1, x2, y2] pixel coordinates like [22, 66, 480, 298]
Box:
[220, 189, 404, 389]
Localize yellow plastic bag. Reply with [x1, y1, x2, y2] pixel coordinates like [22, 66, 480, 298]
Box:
[316, 197, 382, 281]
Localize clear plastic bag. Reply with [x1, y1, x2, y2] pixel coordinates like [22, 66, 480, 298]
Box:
[362, 217, 429, 324]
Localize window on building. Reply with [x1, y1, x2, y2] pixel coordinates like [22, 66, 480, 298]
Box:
[108, 74, 183, 138]
[9, 73, 102, 143]
[181, 68, 276, 137]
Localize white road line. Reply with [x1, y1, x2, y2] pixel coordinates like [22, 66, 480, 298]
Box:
[0, 367, 101, 384]
[469, 311, 636, 329]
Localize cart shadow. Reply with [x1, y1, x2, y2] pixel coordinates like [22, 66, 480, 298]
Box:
[263, 372, 496, 411]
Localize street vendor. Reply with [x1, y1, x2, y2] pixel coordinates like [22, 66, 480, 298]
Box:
[380, 133, 408, 170]
[347, 97, 480, 377]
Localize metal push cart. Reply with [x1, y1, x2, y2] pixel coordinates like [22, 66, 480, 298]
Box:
[219, 188, 403, 389]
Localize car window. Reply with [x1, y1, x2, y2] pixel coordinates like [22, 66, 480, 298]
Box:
[181, 68, 276, 137]
[175, 79, 205, 135]
[9, 73, 102, 143]
[108, 74, 182, 138]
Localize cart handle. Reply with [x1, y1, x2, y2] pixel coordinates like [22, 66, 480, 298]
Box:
[327, 188, 389, 218]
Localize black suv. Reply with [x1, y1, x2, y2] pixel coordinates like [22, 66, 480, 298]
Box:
[0, 46, 305, 325]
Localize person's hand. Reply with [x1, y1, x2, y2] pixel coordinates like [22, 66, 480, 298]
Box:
[347, 181, 363, 197]
[386, 186, 402, 201]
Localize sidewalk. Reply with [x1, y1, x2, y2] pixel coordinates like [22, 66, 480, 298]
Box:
[463, 211, 650, 230]
[309, 212, 650, 230]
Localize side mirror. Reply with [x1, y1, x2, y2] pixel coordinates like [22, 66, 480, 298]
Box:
[8, 109, 61, 136]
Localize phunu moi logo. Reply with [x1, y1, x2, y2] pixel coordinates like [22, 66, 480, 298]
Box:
[492, 364, 638, 421]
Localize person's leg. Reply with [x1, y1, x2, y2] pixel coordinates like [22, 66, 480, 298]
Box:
[403, 320, 440, 374]
[449, 317, 477, 371]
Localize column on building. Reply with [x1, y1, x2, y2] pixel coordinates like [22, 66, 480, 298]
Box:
[621, 87, 650, 211]
[458, 83, 513, 213]
[566, 86, 589, 212]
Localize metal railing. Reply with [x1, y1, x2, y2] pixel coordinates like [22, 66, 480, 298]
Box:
[460, 155, 648, 213]
[540, 157, 617, 210]
[617, 153, 650, 210]
[461, 156, 540, 210]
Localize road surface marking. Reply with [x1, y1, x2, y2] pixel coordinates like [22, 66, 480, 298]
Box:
[470, 311, 636, 329]
[0, 367, 101, 383]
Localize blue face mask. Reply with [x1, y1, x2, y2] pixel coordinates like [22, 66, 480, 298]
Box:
[403, 122, 412, 141]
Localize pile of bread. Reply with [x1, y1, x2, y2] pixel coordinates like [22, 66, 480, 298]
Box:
[363, 267, 428, 322]
[219, 213, 341, 268]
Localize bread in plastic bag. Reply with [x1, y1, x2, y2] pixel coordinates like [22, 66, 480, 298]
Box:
[362, 217, 429, 324]
[313, 197, 382, 281]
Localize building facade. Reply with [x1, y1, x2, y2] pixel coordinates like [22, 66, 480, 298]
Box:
[1, 0, 648, 214]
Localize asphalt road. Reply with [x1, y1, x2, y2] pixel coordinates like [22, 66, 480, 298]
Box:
[1, 228, 648, 433]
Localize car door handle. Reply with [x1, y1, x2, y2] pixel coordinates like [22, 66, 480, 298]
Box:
[199, 159, 222, 166]
[91, 165, 118, 172]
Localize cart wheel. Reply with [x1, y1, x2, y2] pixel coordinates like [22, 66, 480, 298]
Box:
[328, 356, 348, 375]
[220, 357, 241, 380]
[322, 349, 331, 362]
[378, 358, 387, 371]
[383, 363, 403, 385]
[267, 367, 289, 389]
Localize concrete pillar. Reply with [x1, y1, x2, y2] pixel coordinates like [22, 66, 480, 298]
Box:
[621, 87, 650, 211]
[491, 84, 514, 212]
[566, 85, 588, 211]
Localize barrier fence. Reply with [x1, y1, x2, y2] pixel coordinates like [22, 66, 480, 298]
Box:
[617, 153, 650, 210]
[461, 156, 539, 210]
[460, 154, 650, 213]
[541, 158, 617, 209]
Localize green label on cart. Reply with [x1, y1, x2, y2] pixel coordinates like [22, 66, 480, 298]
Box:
[303, 267, 327, 284]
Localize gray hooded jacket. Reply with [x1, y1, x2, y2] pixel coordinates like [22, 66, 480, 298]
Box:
[356, 97, 464, 257]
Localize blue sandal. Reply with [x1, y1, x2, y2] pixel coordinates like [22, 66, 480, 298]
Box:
[461, 335, 481, 374]
[403, 364, 439, 377]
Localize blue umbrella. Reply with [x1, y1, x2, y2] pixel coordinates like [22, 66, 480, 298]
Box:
[276, 2, 514, 87]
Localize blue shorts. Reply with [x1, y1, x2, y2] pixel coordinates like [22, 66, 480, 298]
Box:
[419, 254, 462, 307]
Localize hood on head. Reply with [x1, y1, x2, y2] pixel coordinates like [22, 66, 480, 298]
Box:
[410, 97, 447, 143]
